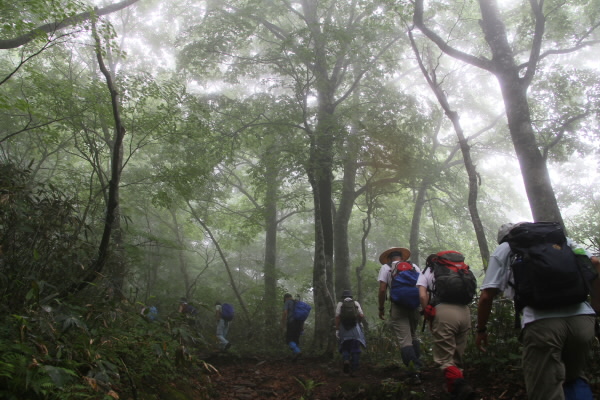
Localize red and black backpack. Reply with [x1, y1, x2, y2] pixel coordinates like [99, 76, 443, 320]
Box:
[426, 251, 477, 305]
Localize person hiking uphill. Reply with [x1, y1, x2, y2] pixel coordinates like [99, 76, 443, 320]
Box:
[335, 289, 366, 377]
[417, 251, 477, 400]
[476, 222, 599, 400]
[281, 293, 304, 360]
[215, 301, 233, 351]
[377, 247, 423, 384]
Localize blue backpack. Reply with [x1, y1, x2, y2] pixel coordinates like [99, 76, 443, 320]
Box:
[292, 300, 311, 321]
[390, 262, 420, 309]
[221, 303, 234, 321]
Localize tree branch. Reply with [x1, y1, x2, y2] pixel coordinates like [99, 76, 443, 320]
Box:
[522, 0, 546, 86]
[0, 0, 140, 49]
[412, 0, 494, 72]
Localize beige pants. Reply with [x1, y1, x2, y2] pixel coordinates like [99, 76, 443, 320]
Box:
[390, 302, 420, 347]
[431, 303, 471, 370]
[521, 314, 595, 400]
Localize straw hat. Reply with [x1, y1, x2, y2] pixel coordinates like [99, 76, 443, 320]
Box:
[379, 247, 411, 264]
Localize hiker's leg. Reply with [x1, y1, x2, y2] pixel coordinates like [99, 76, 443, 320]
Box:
[351, 351, 360, 372]
[561, 315, 594, 383]
[348, 339, 361, 371]
[286, 320, 303, 354]
[400, 345, 421, 370]
[223, 320, 230, 340]
[449, 304, 471, 367]
[392, 303, 422, 370]
[521, 317, 567, 400]
[390, 303, 414, 347]
[216, 319, 228, 349]
[412, 338, 421, 359]
[432, 304, 460, 371]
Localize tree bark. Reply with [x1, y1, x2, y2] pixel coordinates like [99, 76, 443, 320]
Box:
[334, 130, 360, 297]
[263, 144, 280, 330]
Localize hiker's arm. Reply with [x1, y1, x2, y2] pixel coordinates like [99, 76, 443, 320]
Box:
[378, 281, 387, 320]
[418, 285, 429, 310]
[590, 256, 600, 313]
[335, 315, 340, 330]
[281, 310, 287, 329]
[476, 288, 499, 352]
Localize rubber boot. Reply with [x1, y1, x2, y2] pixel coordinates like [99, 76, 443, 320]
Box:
[444, 366, 464, 393]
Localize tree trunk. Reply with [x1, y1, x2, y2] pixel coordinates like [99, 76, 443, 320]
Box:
[60, 21, 125, 297]
[356, 186, 374, 305]
[169, 208, 192, 296]
[263, 145, 279, 331]
[410, 178, 429, 266]
[477, 0, 563, 225]
[308, 164, 336, 353]
[334, 132, 360, 297]
[414, 0, 565, 225]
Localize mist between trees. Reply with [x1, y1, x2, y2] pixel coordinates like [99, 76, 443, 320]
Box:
[1, 0, 599, 375]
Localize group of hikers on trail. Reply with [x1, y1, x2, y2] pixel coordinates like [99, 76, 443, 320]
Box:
[280, 221, 600, 400]
[176, 221, 599, 400]
[177, 297, 235, 352]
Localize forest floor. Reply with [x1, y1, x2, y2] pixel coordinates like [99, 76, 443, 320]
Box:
[188, 352, 534, 400]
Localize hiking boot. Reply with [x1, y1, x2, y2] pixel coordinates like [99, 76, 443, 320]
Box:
[453, 379, 476, 400]
[224, 342, 231, 351]
[343, 360, 350, 374]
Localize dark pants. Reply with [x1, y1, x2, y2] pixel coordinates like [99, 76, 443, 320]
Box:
[286, 319, 303, 353]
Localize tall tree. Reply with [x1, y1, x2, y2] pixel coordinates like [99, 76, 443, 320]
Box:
[177, 0, 408, 353]
[409, 30, 492, 265]
[413, 0, 600, 224]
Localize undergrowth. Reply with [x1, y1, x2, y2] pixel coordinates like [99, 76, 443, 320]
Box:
[0, 298, 217, 399]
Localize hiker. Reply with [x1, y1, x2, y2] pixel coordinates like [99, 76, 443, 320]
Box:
[281, 293, 304, 360]
[377, 247, 423, 383]
[335, 289, 367, 376]
[179, 298, 198, 315]
[417, 251, 477, 400]
[215, 301, 233, 351]
[141, 305, 158, 321]
[476, 222, 599, 400]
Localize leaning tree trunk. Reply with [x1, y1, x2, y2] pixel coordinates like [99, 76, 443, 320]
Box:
[477, 0, 563, 225]
[187, 201, 253, 326]
[414, 0, 565, 225]
[409, 30, 490, 266]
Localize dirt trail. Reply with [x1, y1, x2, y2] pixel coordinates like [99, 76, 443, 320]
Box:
[204, 355, 529, 399]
